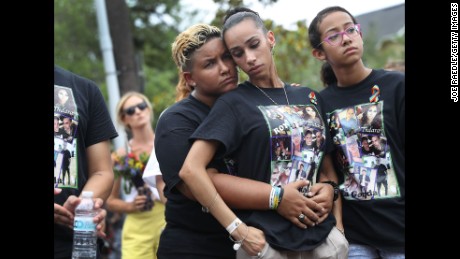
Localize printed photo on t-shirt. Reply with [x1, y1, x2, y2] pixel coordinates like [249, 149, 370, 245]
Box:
[260, 104, 325, 187]
[328, 101, 400, 201]
[54, 85, 79, 189]
[271, 136, 292, 161]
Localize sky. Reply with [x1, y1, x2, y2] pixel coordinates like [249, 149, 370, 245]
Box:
[180, 0, 405, 30]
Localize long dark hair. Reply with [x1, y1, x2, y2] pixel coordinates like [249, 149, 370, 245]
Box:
[308, 6, 358, 87]
[222, 7, 267, 44]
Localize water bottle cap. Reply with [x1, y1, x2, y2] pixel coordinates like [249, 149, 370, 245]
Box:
[81, 191, 94, 198]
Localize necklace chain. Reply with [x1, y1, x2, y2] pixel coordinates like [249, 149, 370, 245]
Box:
[251, 83, 290, 106]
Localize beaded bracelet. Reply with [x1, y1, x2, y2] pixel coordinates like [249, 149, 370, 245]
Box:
[277, 186, 284, 207]
[229, 223, 249, 251]
[269, 186, 284, 210]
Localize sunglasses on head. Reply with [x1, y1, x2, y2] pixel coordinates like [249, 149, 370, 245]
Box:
[123, 102, 148, 116]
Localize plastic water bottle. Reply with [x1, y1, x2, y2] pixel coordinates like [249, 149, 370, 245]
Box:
[72, 191, 97, 259]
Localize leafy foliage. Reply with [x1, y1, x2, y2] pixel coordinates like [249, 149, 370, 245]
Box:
[142, 65, 177, 128]
[55, 0, 404, 128]
[129, 0, 182, 71]
[54, 0, 105, 84]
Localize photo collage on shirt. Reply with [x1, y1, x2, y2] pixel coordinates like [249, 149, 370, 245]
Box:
[328, 101, 400, 200]
[259, 105, 326, 188]
[54, 85, 79, 188]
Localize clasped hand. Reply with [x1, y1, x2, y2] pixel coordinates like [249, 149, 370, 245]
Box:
[276, 180, 334, 229]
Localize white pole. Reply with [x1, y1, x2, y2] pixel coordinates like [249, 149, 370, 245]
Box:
[94, 0, 127, 150]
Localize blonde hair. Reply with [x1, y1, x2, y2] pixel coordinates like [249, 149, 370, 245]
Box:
[116, 91, 153, 131]
[171, 24, 221, 101]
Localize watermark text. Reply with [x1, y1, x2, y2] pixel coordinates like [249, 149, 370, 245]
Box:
[452, 3, 458, 102]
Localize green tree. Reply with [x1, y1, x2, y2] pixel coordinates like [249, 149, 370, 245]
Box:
[106, 0, 141, 94]
[270, 20, 323, 91]
[55, 0, 404, 125]
[362, 23, 405, 69]
[210, 1, 323, 90]
[55, 0, 185, 122]
[54, 0, 105, 90]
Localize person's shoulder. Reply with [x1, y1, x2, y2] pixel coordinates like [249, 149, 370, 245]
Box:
[54, 65, 74, 85]
[159, 96, 204, 120]
[54, 65, 99, 90]
[373, 69, 405, 96]
[213, 83, 248, 104]
[286, 84, 323, 97]
[54, 65, 70, 77]
[374, 69, 405, 82]
[314, 84, 334, 97]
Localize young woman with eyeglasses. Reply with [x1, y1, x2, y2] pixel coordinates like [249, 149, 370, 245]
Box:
[309, 6, 405, 258]
[105, 91, 166, 259]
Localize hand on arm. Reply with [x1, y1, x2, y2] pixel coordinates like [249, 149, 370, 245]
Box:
[210, 170, 323, 229]
[307, 183, 333, 224]
[277, 180, 323, 228]
[179, 140, 266, 256]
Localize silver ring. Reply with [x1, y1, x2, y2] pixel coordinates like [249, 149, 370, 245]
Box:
[298, 213, 305, 221]
[257, 251, 262, 258]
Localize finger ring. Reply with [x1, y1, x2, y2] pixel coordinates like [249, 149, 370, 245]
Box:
[298, 213, 305, 221]
[257, 251, 262, 258]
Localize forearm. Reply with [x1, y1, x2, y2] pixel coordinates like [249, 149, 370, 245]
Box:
[105, 181, 135, 213]
[106, 196, 136, 213]
[85, 140, 115, 202]
[319, 154, 338, 183]
[156, 175, 167, 204]
[210, 170, 271, 209]
[83, 171, 114, 202]
[319, 153, 342, 227]
[332, 195, 343, 231]
[179, 140, 240, 229]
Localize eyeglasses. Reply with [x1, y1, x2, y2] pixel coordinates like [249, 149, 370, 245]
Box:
[123, 102, 148, 116]
[318, 24, 361, 47]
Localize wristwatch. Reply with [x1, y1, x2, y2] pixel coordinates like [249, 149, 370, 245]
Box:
[321, 181, 340, 201]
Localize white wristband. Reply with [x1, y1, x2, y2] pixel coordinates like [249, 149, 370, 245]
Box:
[226, 218, 242, 234]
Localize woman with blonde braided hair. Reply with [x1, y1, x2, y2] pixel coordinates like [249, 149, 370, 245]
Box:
[155, 23, 260, 259]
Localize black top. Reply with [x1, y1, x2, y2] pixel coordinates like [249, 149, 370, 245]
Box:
[155, 95, 235, 258]
[320, 69, 405, 252]
[54, 66, 118, 258]
[191, 81, 335, 251]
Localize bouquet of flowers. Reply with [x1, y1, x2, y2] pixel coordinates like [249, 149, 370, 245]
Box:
[112, 148, 154, 211]
[112, 148, 150, 194]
